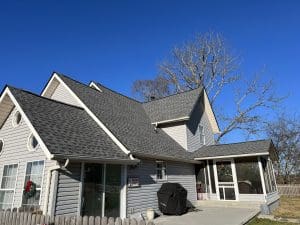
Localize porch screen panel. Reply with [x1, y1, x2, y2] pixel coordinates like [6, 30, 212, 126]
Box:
[208, 160, 216, 193]
[195, 162, 209, 193]
[235, 157, 263, 194]
[261, 157, 273, 193]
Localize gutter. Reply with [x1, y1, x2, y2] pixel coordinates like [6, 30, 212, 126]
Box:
[151, 116, 190, 125]
[194, 152, 270, 160]
[132, 152, 201, 164]
[43, 158, 70, 215]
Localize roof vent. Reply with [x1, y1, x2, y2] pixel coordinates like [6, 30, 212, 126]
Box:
[150, 96, 156, 101]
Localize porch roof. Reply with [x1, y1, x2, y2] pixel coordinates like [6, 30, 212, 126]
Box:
[193, 139, 278, 161]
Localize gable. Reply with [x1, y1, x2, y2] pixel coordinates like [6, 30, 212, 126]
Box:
[42, 75, 81, 107]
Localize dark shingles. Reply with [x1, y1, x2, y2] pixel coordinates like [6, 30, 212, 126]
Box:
[143, 87, 203, 123]
[57, 74, 195, 161]
[9, 86, 129, 161]
[193, 139, 273, 158]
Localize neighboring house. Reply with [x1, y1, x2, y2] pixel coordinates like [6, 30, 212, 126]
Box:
[0, 72, 279, 218]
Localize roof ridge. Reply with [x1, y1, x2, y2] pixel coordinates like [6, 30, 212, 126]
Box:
[95, 82, 142, 104]
[7, 85, 84, 110]
[208, 139, 271, 147]
[142, 86, 203, 104]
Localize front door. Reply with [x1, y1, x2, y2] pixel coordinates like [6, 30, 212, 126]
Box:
[215, 160, 237, 200]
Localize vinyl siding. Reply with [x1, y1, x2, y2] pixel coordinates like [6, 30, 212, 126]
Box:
[127, 159, 196, 217]
[161, 122, 187, 149]
[50, 83, 81, 107]
[187, 100, 215, 152]
[54, 163, 81, 216]
[0, 107, 56, 211]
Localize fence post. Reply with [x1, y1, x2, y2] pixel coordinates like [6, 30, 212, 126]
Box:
[101, 217, 107, 225]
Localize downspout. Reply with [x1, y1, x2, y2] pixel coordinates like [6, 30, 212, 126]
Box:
[43, 159, 70, 215]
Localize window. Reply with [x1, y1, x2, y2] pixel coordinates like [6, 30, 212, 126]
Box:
[235, 157, 263, 194]
[0, 164, 18, 210]
[22, 161, 44, 208]
[156, 161, 167, 181]
[0, 139, 3, 153]
[199, 125, 205, 145]
[12, 111, 22, 127]
[28, 134, 38, 151]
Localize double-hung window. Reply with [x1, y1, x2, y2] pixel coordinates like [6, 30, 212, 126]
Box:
[0, 164, 18, 210]
[156, 161, 167, 181]
[22, 160, 44, 208]
[199, 125, 205, 145]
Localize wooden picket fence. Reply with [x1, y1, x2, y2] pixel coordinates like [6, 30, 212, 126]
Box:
[277, 184, 300, 196]
[0, 211, 155, 225]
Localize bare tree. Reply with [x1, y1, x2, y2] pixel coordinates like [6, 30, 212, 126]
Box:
[266, 114, 300, 184]
[132, 32, 283, 141]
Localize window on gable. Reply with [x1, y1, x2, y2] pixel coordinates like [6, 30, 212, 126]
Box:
[22, 160, 44, 208]
[199, 125, 205, 145]
[0, 164, 18, 210]
[0, 139, 3, 153]
[156, 161, 167, 181]
[12, 111, 22, 127]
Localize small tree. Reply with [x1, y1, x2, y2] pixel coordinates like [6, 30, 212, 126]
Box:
[266, 114, 300, 184]
[132, 32, 283, 141]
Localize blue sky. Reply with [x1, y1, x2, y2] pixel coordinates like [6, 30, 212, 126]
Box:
[0, 1, 299, 143]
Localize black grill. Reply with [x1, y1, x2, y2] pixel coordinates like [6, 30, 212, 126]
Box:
[157, 183, 187, 215]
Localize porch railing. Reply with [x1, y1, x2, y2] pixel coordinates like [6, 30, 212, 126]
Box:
[277, 184, 300, 196]
[0, 211, 155, 225]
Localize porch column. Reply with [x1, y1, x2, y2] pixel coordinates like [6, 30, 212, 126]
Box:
[120, 165, 127, 219]
[258, 157, 267, 198]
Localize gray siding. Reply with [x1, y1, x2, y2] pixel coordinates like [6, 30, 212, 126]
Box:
[161, 122, 187, 149]
[0, 107, 56, 210]
[50, 83, 81, 107]
[127, 159, 196, 217]
[187, 99, 215, 152]
[54, 163, 81, 216]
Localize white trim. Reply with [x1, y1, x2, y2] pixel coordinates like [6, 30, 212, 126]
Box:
[89, 82, 103, 92]
[156, 161, 167, 182]
[0, 138, 4, 156]
[0, 163, 19, 209]
[78, 162, 85, 216]
[151, 116, 190, 125]
[194, 152, 269, 160]
[206, 160, 212, 195]
[27, 133, 39, 152]
[120, 165, 127, 219]
[2, 88, 54, 159]
[11, 111, 22, 128]
[42, 73, 131, 155]
[258, 157, 267, 198]
[102, 164, 106, 217]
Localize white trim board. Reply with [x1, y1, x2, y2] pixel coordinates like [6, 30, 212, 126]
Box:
[195, 152, 269, 160]
[0, 87, 54, 159]
[89, 82, 103, 92]
[41, 73, 131, 156]
[151, 116, 190, 125]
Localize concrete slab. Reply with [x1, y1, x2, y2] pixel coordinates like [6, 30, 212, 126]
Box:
[154, 207, 260, 225]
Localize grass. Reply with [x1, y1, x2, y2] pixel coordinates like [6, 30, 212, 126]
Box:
[273, 196, 300, 219]
[247, 218, 297, 225]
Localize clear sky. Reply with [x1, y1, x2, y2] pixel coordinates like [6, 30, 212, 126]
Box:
[0, 1, 299, 143]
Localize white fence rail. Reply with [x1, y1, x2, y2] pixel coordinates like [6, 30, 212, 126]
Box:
[277, 184, 300, 196]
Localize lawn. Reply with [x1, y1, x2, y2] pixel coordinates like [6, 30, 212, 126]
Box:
[273, 196, 300, 219]
[247, 218, 297, 225]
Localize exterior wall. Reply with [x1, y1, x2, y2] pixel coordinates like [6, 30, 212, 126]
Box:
[49, 83, 81, 107]
[160, 122, 187, 149]
[187, 99, 215, 152]
[0, 107, 56, 211]
[127, 159, 196, 217]
[54, 163, 81, 216]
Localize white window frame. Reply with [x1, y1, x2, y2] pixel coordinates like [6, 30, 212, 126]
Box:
[21, 160, 45, 207]
[199, 125, 205, 145]
[156, 161, 167, 181]
[27, 134, 39, 152]
[0, 163, 19, 209]
[12, 111, 22, 128]
[0, 138, 4, 156]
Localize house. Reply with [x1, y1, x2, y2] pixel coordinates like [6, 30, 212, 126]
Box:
[0, 72, 279, 218]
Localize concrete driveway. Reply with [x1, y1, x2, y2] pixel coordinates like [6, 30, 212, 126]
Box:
[154, 207, 259, 225]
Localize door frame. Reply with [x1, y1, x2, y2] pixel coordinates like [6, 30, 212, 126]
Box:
[213, 158, 239, 201]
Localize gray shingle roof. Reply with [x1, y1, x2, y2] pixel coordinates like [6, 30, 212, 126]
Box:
[143, 87, 203, 123]
[193, 139, 275, 159]
[9, 86, 130, 161]
[57, 74, 195, 162]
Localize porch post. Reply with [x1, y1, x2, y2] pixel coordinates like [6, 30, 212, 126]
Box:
[120, 165, 127, 219]
[231, 159, 239, 201]
[213, 160, 219, 199]
[270, 160, 278, 191]
[102, 164, 106, 217]
[77, 162, 85, 216]
[206, 160, 212, 196]
[258, 157, 267, 198]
